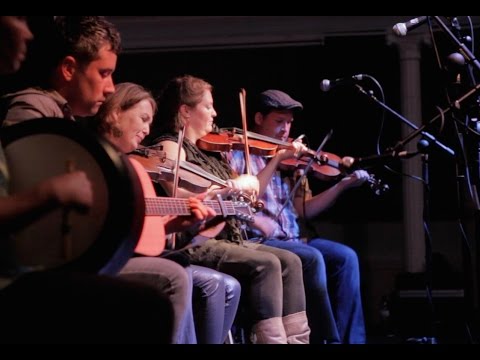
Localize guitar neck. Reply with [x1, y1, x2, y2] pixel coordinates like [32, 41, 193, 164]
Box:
[145, 198, 236, 217]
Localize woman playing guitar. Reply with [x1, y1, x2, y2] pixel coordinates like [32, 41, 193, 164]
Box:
[91, 82, 240, 344]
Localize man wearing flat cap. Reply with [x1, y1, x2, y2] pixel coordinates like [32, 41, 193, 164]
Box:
[229, 89, 368, 344]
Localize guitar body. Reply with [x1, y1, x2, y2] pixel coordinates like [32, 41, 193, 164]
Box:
[129, 156, 256, 253]
[128, 157, 222, 254]
[128, 158, 166, 256]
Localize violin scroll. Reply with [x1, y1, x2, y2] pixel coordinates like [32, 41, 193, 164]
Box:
[367, 174, 389, 196]
[233, 193, 264, 212]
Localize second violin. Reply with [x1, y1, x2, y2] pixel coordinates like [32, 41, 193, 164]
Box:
[198, 127, 325, 158]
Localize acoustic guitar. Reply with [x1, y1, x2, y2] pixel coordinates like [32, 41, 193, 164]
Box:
[129, 157, 255, 256]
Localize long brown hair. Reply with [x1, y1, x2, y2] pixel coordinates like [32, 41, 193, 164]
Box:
[151, 74, 212, 138]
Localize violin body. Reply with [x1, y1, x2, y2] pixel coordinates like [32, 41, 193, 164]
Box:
[129, 152, 212, 194]
[280, 155, 388, 195]
[197, 131, 277, 157]
[279, 153, 343, 181]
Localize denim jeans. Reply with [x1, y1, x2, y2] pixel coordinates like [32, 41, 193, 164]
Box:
[262, 238, 366, 344]
[192, 265, 241, 344]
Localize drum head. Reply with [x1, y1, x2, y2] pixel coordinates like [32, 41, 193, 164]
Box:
[0, 119, 144, 275]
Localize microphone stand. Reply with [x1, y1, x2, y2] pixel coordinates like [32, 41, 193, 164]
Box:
[431, 16, 480, 72]
[358, 70, 480, 342]
[418, 139, 438, 344]
[354, 83, 455, 156]
[430, 15, 480, 343]
[354, 82, 460, 343]
[392, 84, 480, 154]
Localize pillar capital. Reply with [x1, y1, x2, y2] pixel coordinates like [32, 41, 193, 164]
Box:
[386, 31, 431, 61]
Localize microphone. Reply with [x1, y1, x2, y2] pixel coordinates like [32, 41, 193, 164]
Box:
[392, 16, 429, 36]
[320, 74, 365, 92]
[341, 150, 419, 169]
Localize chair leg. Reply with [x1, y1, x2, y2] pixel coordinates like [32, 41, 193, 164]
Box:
[224, 330, 235, 344]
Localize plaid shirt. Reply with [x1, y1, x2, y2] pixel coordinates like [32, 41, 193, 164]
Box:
[228, 151, 301, 242]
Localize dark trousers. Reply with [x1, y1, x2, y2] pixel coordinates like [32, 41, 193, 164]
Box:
[187, 239, 305, 322]
[0, 270, 173, 343]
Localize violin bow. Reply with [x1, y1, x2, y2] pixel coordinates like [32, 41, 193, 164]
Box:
[275, 129, 334, 221]
[170, 124, 187, 249]
[239, 88, 252, 176]
[239, 88, 258, 204]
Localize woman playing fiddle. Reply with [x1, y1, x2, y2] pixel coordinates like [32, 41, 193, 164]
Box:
[227, 89, 368, 344]
[149, 75, 310, 344]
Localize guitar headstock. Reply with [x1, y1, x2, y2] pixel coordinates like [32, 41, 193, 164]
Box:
[232, 200, 255, 223]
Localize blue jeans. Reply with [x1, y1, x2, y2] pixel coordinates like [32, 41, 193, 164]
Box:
[192, 265, 241, 344]
[262, 238, 366, 344]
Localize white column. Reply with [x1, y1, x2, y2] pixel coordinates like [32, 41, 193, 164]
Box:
[387, 32, 431, 272]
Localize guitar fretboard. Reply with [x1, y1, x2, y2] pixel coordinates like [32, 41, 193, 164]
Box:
[145, 198, 237, 216]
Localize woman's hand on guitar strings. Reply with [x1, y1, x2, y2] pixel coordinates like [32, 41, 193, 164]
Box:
[164, 195, 216, 233]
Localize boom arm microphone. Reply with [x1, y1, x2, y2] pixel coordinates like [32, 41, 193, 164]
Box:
[320, 74, 365, 92]
[392, 16, 429, 36]
[341, 150, 419, 169]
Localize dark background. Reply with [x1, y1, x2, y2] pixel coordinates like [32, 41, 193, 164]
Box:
[3, 16, 480, 342]
[107, 31, 480, 340]
[113, 35, 464, 223]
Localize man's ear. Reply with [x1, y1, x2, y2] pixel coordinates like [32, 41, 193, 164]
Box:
[60, 56, 77, 81]
[254, 112, 263, 126]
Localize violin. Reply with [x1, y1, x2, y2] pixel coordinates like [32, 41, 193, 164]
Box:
[199, 129, 388, 194]
[279, 153, 343, 181]
[197, 131, 278, 157]
[198, 127, 330, 158]
[129, 146, 265, 206]
[129, 147, 212, 193]
[198, 128, 346, 180]
[280, 155, 389, 195]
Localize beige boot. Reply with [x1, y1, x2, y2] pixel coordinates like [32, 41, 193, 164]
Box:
[251, 317, 288, 344]
[282, 311, 311, 344]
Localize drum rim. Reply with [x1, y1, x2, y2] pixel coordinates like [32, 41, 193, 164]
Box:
[0, 118, 145, 275]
